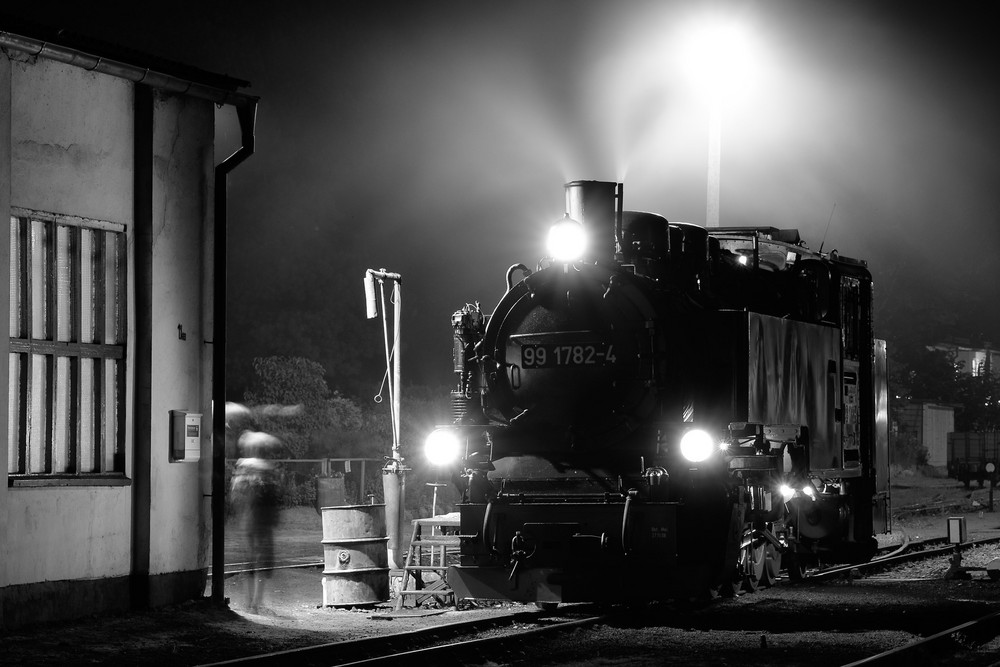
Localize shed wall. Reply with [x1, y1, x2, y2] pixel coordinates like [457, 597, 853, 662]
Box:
[148, 91, 214, 577]
[4, 57, 135, 586]
[2, 51, 218, 625]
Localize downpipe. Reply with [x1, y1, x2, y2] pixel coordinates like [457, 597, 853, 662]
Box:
[211, 98, 258, 604]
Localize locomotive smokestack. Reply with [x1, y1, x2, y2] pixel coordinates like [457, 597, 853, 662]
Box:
[564, 180, 622, 263]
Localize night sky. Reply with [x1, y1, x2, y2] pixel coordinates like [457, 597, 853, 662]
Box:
[7, 1, 1000, 398]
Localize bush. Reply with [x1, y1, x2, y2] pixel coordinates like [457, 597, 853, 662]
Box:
[277, 466, 318, 509]
[891, 431, 929, 469]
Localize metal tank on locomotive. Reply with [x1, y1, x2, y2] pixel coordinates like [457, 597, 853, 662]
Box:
[425, 181, 890, 603]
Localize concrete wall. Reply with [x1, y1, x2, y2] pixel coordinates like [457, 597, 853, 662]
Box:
[148, 91, 214, 578]
[0, 45, 11, 632]
[9, 57, 134, 224]
[4, 56, 136, 588]
[2, 52, 216, 625]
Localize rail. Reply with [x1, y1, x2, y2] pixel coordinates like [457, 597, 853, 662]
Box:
[196, 607, 607, 667]
[842, 610, 1000, 666]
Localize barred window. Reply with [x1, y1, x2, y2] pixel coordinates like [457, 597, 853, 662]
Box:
[8, 210, 127, 477]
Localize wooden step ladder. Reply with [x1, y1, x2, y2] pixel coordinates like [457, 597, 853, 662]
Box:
[394, 514, 460, 610]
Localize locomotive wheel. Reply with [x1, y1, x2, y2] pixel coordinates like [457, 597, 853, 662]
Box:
[742, 539, 766, 593]
[762, 543, 782, 587]
[709, 549, 742, 598]
[785, 551, 809, 581]
[714, 569, 740, 598]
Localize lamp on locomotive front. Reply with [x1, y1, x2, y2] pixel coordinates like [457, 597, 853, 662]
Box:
[679, 428, 716, 463]
[546, 215, 587, 263]
[425, 428, 463, 467]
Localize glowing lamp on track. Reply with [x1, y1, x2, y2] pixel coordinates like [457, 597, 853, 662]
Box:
[547, 215, 587, 263]
[425, 428, 463, 466]
[680, 428, 715, 463]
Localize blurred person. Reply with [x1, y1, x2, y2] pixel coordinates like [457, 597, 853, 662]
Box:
[231, 429, 282, 613]
[224, 402, 252, 459]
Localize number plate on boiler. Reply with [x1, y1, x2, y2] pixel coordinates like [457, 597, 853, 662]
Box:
[520, 342, 616, 369]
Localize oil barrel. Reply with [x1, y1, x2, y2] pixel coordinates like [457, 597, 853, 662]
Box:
[320, 504, 390, 606]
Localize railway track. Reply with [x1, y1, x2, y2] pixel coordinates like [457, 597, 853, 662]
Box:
[807, 534, 1000, 582]
[198, 607, 608, 667]
[802, 535, 1000, 666]
[216, 557, 323, 576]
[203, 533, 1000, 667]
[842, 610, 1000, 666]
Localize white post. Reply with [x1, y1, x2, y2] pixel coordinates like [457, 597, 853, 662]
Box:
[706, 101, 721, 227]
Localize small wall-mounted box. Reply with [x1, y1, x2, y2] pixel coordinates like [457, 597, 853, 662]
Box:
[170, 410, 202, 462]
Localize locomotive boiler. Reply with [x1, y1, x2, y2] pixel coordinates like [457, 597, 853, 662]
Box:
[425, 180, 890, 603]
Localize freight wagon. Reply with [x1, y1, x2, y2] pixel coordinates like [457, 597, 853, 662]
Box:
[948, 432, 1000, 488]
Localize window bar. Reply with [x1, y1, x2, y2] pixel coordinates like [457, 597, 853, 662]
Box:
[13, 217, 30, 473]
[16, 354, 28, 474]
[70, 225, 82, 473]
[43, 220, 55, 473]
[25, 220, 34, 472]
[14, 217, 30, 338]
[93, 230, 107, 472]
[114, 230, 127, 470]
[80, 227, 94, 472]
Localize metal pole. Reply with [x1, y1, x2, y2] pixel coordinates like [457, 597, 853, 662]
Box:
[360, 459, 366, 502]
[365, 269, 406, 569]
[392, 280, 402, 461]
[706, 102, 721, 227]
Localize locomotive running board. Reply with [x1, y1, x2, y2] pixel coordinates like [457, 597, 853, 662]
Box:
[448, 565, 563, 604]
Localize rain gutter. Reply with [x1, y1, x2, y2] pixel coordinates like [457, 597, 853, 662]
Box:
[0, 29, 255, 107]
[1, 29, 259, 605]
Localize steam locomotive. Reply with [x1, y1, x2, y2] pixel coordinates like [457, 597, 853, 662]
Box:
[425, 181, 890, 603]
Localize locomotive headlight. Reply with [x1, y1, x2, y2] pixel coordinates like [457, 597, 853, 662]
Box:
[425, 428, 462, 466]
[546, 216, 587, 262]
[679, 429, 715, 463]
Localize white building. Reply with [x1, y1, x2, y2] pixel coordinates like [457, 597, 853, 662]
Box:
[895, 401, 955, 469]
[1, 19, 257, 628]
[929, 339, 999, 378]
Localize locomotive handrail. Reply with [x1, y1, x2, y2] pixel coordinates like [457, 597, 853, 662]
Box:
[505, 263, 532, 291]
[482, 500, 496, 555]
[621, 490, 637, 556]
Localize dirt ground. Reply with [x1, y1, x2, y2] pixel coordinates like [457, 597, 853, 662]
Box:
[4, 470, 1000, 666]
[885, 467, 1000, 542]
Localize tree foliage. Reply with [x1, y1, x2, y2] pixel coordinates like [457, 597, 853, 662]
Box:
[955, 372, 1000, 431]
[241, 356, 364, 457]
[888, 345, 1000, 433]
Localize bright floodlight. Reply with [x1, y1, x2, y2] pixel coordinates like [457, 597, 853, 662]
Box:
[680, 428, 715, 463]
[679, 19, 757, 102]
[547, 216, 587, 262]
[425, 428, 462, 466]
